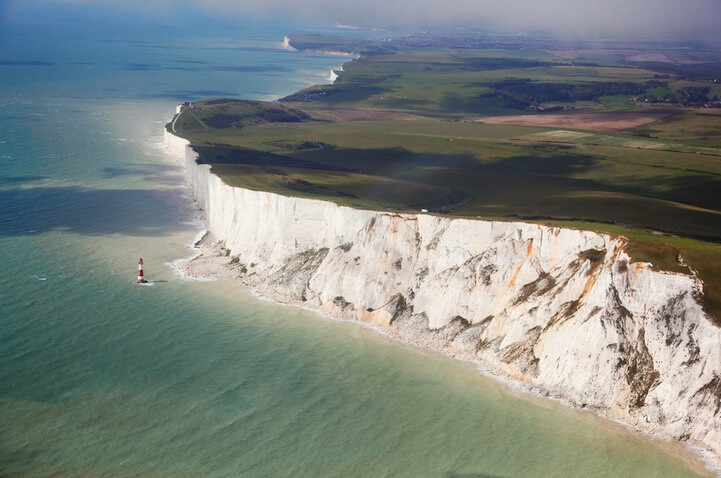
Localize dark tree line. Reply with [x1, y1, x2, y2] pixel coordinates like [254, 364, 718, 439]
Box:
[480, 79, 716, 109]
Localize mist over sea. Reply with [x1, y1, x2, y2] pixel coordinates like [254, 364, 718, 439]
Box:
[0, 4, 711, 476]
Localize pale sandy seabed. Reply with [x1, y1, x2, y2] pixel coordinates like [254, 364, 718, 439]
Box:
[174, 238, 719, 477]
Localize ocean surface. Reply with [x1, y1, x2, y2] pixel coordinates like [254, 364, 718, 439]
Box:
[0, 4, 712, 477]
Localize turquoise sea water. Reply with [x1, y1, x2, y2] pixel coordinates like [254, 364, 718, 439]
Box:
[0, 4, 713, 477]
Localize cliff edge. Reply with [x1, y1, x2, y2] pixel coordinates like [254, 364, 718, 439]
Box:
[165, 128, 721, 469]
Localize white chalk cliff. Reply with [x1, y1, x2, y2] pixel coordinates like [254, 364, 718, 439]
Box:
[165, 127, 721, 468]
[282, 36, 297, 51]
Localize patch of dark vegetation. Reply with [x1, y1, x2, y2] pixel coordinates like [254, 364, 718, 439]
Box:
[600, 285, 634, 335]
[267, 140, 335, 151]
[486, 151, 596, 176]
[656, 174, 721, 211]
[203, 110, 306, 129]
[579, 248, 606, 264]
[450, 315, 470, 327]
[284, 179, 328, 194]
[452, 321, 492, 354]
[631, 61, 721, 81]
[204, 98, 256, 105]
[499, 326, 542, 377]
[636, 86, 715, 107]
[626, 328, 660, 409]
[546, 299, 582, 330]
[336, 73, 402, 85]
[333, 296, 353, 310]
[270, 177, 359, 199]
[424, 315, 472, 343]
[338, 242, 353, 252]
[441, 92, 506, 115]
[480, 79, 661, 110]
[691, 374, 721, 415]
[514, 272, 556, 305]
[280, 86, 337, 102]
[180, 99, 309, 130]
[230, 257, 248, 274]
[281, 82, 388, 104]
[390, 293, 410, 325]
[193, 145, 351, 171]
[335, 190, 358, 198]
[456, 57, 555, 71]
[589, 306, 602, 317]
[263, 167, 288, 176]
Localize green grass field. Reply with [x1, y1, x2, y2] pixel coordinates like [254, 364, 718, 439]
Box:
[173, 40, 721, 321]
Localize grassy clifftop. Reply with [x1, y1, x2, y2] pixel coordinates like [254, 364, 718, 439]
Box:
[171, 99, 308, 133]
[173, 37, 721, 320]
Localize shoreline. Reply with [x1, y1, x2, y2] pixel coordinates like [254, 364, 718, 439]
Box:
[174, 239, 719, 477]
[282, 35, 357, 86]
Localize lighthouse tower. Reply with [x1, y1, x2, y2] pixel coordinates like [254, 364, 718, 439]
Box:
[137, 258, 147, 283]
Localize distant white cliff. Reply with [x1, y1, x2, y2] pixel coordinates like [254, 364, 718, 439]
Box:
[282, 35, 297, 51]
[164, 127, 721, 470]
[282, 35, 358, 57]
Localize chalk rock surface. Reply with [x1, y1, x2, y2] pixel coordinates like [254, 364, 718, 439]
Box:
[165, 127, 721, 465]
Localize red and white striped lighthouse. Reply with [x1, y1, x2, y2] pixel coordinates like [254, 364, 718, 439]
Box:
[137, 258, 147, 283]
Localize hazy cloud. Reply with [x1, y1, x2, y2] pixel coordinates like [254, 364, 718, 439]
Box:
[16, 0, 721, 42]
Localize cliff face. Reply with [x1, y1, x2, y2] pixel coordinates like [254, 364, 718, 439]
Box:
[165, 129, 721, 464]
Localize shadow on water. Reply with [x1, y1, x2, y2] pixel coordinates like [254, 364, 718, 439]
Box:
[123, 63, 206, 72]
[124, 63, 287, 73]
[0, 186, 188, 237]
[0, 176, 47, 185]
[139, 90, 242, 101]
[0, 60, 54, 66]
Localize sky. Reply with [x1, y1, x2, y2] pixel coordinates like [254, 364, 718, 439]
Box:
[3, 0, 721, 43]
